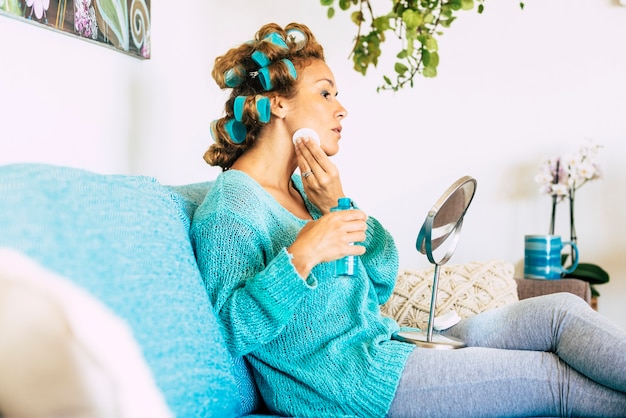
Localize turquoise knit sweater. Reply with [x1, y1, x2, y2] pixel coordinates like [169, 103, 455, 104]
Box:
[191, 170, 415, 417]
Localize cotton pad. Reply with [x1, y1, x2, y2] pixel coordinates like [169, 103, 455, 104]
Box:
[433, 310, 462, 331]
[292, 128, 320, 145]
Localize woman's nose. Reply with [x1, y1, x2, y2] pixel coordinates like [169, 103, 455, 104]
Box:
[336, 101, 348, 119]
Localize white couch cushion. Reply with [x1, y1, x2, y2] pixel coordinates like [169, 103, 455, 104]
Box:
[0, 248, 171, 418]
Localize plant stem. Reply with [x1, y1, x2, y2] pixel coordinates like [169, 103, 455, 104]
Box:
[549, 195, 556, 235]
[549, 159, 560, 235]
[348, 0, 370, 58]
[569, 187, 577, 263]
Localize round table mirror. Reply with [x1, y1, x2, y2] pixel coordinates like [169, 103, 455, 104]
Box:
[396, 176, 477, 349]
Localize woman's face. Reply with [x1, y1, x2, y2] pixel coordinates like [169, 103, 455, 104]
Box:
[285, 59, 348, 156]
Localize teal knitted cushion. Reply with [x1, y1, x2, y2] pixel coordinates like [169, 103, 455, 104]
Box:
[168, 182, 263, 415]
[166, 182, 215, 230]
[0, 163, 242, 417]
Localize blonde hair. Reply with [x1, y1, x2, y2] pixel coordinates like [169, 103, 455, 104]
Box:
[204, 23, 324, 170]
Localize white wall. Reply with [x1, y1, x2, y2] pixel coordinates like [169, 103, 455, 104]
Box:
[1, 0, 625, 328]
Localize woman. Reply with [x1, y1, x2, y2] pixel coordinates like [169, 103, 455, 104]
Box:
[190, 22, 626, 417]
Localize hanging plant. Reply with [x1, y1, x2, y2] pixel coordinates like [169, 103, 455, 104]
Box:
[320, 0, 524, 91]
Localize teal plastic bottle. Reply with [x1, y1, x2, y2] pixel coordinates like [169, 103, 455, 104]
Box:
[330, 197, 356, 276]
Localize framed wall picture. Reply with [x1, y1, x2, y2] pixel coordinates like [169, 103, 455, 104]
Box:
[0, 0, 151, 59]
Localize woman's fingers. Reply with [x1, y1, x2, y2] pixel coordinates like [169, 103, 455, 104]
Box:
[288, 210, 367, 278]
[295, 138, 345, 213]
[295, 138, 335, 177]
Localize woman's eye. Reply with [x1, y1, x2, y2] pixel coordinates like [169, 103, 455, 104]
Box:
[321, 91, 331, 99]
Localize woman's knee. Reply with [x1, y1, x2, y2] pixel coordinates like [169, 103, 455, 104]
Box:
[540, 292, 589, 311]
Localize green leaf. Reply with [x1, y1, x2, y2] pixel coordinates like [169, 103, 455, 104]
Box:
[440, 16, 457, 28]
[520, 2, 525, 10]
[422, 49, 431, 66]
[320, 0, 334, 6]
[425, 36, 438, 51]
[402, 9, 423, 29]
[339, 0, 352, 11]
[478, 4, 484, 13]
[461, 0, 474, 11]
[423, 66, 437, 77]
[429, 51, 439, 67]
[327, 7, 335, 18]
[563, 263, 610, 285]
[351, 10, 364, 25]
[405, 28, 417, 42]
[394, 62, 409, 75]
[353, 59, 368, 75]
[373, 16, 391, 32]
[424, 13, 435, 24]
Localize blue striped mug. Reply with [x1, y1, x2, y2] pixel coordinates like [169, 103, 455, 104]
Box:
[524, 235, 579, 280]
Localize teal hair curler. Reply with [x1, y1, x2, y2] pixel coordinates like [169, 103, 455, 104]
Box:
[233, 96, 246, 122]
[224, 119, 247, 144]
[255, 95, 271, 123]
[258, 59, 297, 91]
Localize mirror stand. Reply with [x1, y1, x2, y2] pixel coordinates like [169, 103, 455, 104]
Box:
[403, 263, 467, 349]
[394, 176, 477, 350]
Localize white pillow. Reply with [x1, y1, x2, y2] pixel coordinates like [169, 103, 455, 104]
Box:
[0, 248, 172, 418]
[382, 260, 518, 330]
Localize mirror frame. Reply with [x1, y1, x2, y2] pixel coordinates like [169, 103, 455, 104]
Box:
[416, 175, 477, 266]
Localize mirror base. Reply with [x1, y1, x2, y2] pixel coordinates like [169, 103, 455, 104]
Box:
[394, 331, 466, 350]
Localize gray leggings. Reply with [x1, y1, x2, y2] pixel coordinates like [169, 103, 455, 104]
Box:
[387, 293, 626, 417]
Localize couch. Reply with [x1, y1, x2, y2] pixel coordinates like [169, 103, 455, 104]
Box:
[0, 163, 591, 417]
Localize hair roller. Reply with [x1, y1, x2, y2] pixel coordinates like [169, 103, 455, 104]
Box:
[209, 119, 219, 142]
[252, 50, 271, 67]
[211, 118, 245, 144]
[257, 66, 272, 91]
[286, 28, 307, 51]
[263, 32, 288, 49]
[255, 95, 271, 123]
[224, 66, 245, 88]
[257, 59, 297, 91]
[224, 119, 247, 144]
[233, 95, 269, 124]
[251, 32, 289, 69]
[233, 96, 247, 122]
[281, 59, 297, 79]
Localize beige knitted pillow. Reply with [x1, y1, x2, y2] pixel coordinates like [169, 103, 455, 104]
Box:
[381, 260, 518, 330]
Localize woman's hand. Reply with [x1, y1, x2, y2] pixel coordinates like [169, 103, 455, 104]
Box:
[287, 209, 367, 279]
[295, 138, 345, 214]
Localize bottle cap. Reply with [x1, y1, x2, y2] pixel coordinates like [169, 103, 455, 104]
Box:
[337, 197, 352, 209]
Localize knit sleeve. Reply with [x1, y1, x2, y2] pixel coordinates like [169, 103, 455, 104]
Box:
[191, 210, 317, 357]
[359, 215, 399, 305]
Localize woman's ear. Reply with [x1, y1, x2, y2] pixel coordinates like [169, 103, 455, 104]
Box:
[270, 94, 289, 119]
